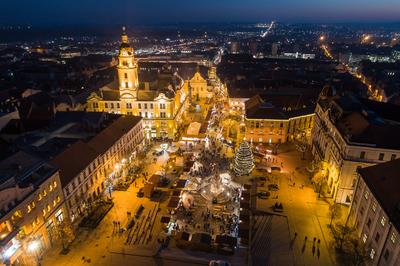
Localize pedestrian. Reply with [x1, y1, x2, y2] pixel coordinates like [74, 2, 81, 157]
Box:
[318, 239, 320, 244]
[317, 248, 320, 259]
[304, 236, 308, 241]
[313, 237, 316, 243]
[312, 245, 316, 256]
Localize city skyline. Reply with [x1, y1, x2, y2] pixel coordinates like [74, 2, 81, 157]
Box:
[1, 0, 400, 26]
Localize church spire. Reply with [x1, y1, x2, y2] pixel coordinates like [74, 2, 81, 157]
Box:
[121, 26, 128, 44]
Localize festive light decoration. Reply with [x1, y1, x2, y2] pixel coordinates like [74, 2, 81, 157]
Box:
[233, 140, 255, 176]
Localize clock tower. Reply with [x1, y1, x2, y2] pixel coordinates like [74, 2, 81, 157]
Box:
[118, 27, 139, 100]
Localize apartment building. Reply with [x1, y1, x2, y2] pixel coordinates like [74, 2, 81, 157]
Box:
[0, 152, 65, 265]
[312, 91, 400, 204]
[351, 159, 400, 265]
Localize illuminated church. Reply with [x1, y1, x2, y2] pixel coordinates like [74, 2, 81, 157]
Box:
[87, 29, 211, 139]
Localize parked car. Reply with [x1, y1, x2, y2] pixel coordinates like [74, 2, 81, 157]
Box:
[256, 166, 272, 173]
[271, 166, 281, 173]
[268, 184, 279, 191]
[135, 204, 145, 218]
[273, 202, 284, 212]
[137, 188, 144, 198]
[259, 176, 267, 181]
[258, 191, 270, 199]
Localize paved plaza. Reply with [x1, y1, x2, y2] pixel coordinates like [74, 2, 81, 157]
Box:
[41, 93, 345, 266]
[254, 143, 345, 266]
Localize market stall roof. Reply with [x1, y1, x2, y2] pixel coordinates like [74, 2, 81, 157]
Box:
[186, 122, 201, 136]
[239, 223, 250, 238]
[243, 184, 252, 190]
[215, 235, 238, 247]
[167, 196, 180, 208]
[176, 179, 188, 189]
[240, 201, 250, 210]
[160, 216, 171, 224]
[177, 231, 190, 241]
[191, 232, 212, 245]
[172, 189, 182, 196]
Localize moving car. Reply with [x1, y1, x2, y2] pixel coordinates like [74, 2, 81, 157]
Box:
[136, 187, 144, 197]
[268, 184, 279, 191]
[257, 190, 270, 199]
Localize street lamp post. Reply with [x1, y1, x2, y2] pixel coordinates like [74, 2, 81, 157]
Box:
[27, 240, 40, 266]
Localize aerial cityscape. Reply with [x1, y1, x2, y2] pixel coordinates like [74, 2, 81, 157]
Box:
[0, 1, 400, 266]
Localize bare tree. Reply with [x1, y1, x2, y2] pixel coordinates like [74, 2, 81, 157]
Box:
[55, 219, 75, 253]
[311, 167, 326, 198]
[329, 203, 342, 227]
[331, 223, 355, 251]
[348, 238, 369, 266]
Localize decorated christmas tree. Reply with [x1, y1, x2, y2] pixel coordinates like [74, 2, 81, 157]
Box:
[233, 140, 255, 176]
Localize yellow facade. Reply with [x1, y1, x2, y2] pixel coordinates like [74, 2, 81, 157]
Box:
[189, 71, 210, 100]
[87, 31, 198, 139]
[244, 114, 314, 144]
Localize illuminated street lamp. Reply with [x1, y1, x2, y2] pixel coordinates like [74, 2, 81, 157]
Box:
[28, 240, 40, 265]
[319, 35, 325, 41]
[362, 34, 371, 44]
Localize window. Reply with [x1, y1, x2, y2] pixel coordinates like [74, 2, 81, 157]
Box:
[117, 103, 120, 108]
[364, 191, 369, 199]
[391, 232, 396, 243]
[150, 103, 153, 109]
[391, 154, 396, 161]
[110, 103, 114, 109]
[124, 73, 128, 79]
[379, 153, 384, 161]
[384, 249, 390, 261]
[363, 233, 368, 243]
[372, 202, 377, 212]
[367, 218, 371, 228]
[138, 103, 142, 109]
[105, 103, 108, 108]
[375, 232, 380, 242]
[139, 112, 142, 117]
[360, 151, 366, 159]
[126, 103, 132, 109]
[381, 216, 386, 226]
[160, 103, 166, 109]
[125, 82, 129, 88]
[280, 123, 283, 127]
[144, 103, 147, 109]
[256, 122, 259, 128]
[160, 112, 166, 118]
[370, 248, 375, 259]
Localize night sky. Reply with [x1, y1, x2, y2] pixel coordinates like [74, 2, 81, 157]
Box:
[1, 0, 399, 25]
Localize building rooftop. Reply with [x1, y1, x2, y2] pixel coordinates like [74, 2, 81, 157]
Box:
[245, 93, 315, 120]
[50, 140, 98, 187]
[0, 151, 57, 188]
[319, 93, 400, 149]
